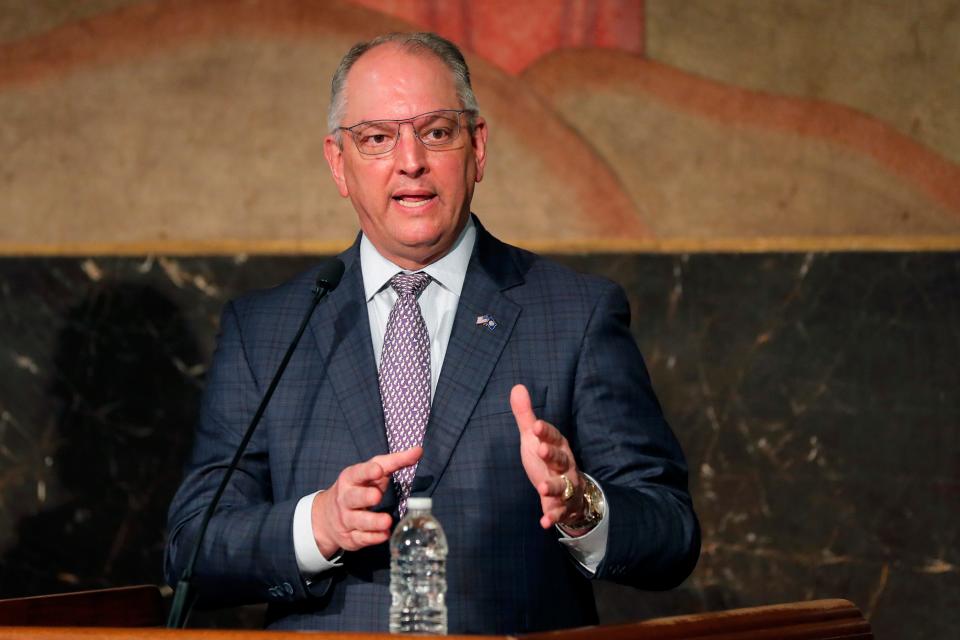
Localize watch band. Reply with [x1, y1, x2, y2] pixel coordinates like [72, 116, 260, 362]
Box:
[560, 472, 604, 532]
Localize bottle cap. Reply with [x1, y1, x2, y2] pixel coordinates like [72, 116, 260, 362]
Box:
[406, 497, 432, 511]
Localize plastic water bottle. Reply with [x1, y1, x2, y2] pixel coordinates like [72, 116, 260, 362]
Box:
[389, 496, 448, 634]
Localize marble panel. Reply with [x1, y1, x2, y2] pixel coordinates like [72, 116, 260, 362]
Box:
[0, 253, 956, 638]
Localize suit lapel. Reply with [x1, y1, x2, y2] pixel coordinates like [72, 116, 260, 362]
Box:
[308, 241, 390, 464]
[416, 223, 524, 494]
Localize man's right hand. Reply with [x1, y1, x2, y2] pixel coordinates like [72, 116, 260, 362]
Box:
[310, 446, 423, 558]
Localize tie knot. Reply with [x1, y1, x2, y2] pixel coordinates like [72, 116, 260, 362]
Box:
[390, 271, 431, 299]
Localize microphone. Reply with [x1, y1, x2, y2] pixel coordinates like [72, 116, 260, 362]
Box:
[166, 258, 345, 628]
[314, 258, 346, 295]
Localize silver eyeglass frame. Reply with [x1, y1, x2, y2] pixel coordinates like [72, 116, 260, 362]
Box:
[337, 109, 475, 156]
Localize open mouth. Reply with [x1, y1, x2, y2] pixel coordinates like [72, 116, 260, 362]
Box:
[392, 193, 436, 208]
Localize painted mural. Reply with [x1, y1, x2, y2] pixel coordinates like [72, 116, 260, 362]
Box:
[1, 4, 958, 638]
[1, 0, 958, 254]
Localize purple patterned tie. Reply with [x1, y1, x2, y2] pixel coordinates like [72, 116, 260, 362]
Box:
[379, 271, 432, 515]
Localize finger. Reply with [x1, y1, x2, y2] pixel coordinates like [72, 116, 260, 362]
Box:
[371, 446, 424, 476]
[343, 458, 390, 486]
[543, 502, 569, 528]
[532, 419, 564, 446]
[537, 476, 567, 499]
[349, 530, 391, 548]
[510, 384, 537, 432]
[337, 483, 384, 510]
[537, 442, 570, 471]
[342, 508, 393, 534]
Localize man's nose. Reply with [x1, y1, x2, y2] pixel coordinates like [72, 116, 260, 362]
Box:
[395, 123, 427, 178]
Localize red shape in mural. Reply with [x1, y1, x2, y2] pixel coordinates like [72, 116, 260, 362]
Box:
[347, 0, 645, 74]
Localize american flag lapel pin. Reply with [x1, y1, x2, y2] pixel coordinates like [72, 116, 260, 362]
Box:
[476, 314, 498, 331]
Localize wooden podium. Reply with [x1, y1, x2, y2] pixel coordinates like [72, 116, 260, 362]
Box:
[0, 586, 873, 639]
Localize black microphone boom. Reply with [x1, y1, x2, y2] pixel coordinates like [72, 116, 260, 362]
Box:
[166, 258, 345, 628]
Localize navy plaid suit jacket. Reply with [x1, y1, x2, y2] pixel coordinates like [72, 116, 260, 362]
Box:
[165, 219, 699, 634]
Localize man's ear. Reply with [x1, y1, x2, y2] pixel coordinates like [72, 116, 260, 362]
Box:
[471, 117, 489, 183]
[323, 135, 350, 198]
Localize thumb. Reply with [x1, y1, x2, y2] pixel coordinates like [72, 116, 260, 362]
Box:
[510, 384, 538, 433]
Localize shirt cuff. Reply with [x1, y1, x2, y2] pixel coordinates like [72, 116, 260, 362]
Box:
[556, 474, 609, 575]
[293, 491, 343, 576]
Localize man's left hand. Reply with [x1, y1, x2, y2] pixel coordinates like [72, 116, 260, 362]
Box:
[510, 384, 589, 534]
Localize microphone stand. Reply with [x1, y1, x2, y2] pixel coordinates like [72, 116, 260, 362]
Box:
[166, 262, 343, 628]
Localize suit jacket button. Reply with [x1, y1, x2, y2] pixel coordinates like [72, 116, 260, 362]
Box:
[283, 582, 294, 595]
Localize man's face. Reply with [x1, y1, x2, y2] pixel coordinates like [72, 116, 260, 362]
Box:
[324, 45, 488, 270]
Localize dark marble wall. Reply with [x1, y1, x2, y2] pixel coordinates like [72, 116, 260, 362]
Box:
[0, 253, 957, 638]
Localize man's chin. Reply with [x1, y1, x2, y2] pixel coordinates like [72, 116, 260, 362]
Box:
[398, 243, 446, 268]
[365, 215, 468, 267]
[384, 235, 453, 269]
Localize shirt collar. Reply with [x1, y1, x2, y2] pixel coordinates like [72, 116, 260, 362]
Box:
[360, 216, 476, 302]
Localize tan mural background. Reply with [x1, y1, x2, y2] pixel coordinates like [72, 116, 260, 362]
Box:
[1, 0, 959, 254]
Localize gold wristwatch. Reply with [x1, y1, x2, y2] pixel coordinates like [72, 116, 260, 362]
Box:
[560, 473, 605, 532]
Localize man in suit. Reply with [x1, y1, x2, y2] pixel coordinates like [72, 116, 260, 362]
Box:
[165, 32, 699, 633]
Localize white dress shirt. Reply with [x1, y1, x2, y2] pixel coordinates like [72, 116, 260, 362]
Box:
[292, 218, 609, 577]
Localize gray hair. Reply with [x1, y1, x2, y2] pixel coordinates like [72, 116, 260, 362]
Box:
[327, 32, 480, 145]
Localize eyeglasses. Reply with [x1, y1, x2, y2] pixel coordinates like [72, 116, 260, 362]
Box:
[338, 109, 472, 156]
